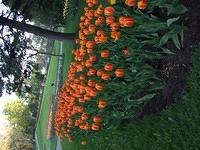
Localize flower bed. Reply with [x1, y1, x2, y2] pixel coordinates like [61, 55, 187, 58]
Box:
[55, 0, 187, 144]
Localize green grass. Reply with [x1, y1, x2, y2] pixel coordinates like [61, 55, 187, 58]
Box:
[36, 1, 86, 149]
[60, 45, 200, 149]
[36, 41, 60, 150]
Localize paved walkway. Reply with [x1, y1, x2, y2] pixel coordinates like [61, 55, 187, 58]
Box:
[56, 137, 62, 150]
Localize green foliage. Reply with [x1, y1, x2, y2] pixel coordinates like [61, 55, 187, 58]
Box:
[3, 99, 34, 133]
[30, 0, 65, 26]
[63, 0, 83, 23]
[3, 0, 65, 26]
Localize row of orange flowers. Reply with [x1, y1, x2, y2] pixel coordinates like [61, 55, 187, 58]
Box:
[55, 0, 148, 144]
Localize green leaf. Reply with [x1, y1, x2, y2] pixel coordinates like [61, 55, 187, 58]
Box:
[137, 23, 167, 33]
[128, 93, 156, 102]
[161, 47, 175, 55]
[167, 4, 188, 15]
[159, 31, 172, 46]
[167, 17, 180, 27]
[159, 25, 184, 48]
[172, 34, 181, 49]
[180, 26, 184, 46]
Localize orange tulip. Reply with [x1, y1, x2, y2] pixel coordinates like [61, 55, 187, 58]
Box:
[111, 31, 121, 41]
[98, 100, 108, 109]
[80, 39, 87, 46]
[106, 16, 115, 25]
[89, 24, 96, 33]
[89, 54, 97, 62]
[97, 30, 106, 36]
[85, 60, 93, 68]
[115, 68, 125, 77]
[84, 95, 92, 101]
[95, 16, 105, 26]
[125, 0, 136, 7]
[119, 16, 135, 27]
[79, 98, 86, 103]
[95, 34, 108, 44]
[87, 2, 94, 8]
[110, 22, 120, 31]
[137, 0, 148, 9]
[83, 29, 91, 35]
[96, 4, 104, 15]
[88, 68, 97, 76]
[91, 123, 100, 131]
[87, 48, 94, 54]
[88, 89, 97, 97]
[88, 79, 96, 87]
[85, 10, 95, 19]
[93, 115, 102, 123]
[81, 113, 89, 121]
[84, 123, 90, 130]
[104, 63, 113, 71]
[84, 18, 91, 26]
[79, 124, 86, 130]
[79, 21, 85, 27]
[80, 16, 86, 21]
[86, 41, 96, 49]
[75, 120, 81, 126]
[104, 6, 115, 16]
[101, 49, 110, 58]
[101, 72, 110, 81]
[95, 83, 104, 91]
[97, 69, 104, 77]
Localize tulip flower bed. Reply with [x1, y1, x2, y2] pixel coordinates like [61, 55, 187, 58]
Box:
[55, 0, 187, 144]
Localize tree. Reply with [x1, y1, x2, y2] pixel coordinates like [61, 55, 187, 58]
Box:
[0, 2, 76, 96]
[0, 16, 76, 41]
[2, 0, 65, 26]
[3, 99, 35, 133]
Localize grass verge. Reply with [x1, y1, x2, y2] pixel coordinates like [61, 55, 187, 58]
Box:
[36, 41, 60, 150]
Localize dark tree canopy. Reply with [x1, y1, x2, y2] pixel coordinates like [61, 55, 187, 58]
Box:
[2, 0, 65, 25]
[0, 23, 33, 96]
[0, 2, 75, 96]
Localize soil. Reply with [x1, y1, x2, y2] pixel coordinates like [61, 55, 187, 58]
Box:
[135, 0, 200, 120]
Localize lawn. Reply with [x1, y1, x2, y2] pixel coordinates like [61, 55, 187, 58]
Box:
[35, 41, 60, 150]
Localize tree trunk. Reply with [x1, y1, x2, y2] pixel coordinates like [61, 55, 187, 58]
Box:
[29, 49, 63, 57]
[0, 16, 76, 41]
[37, 51, 63, 57]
